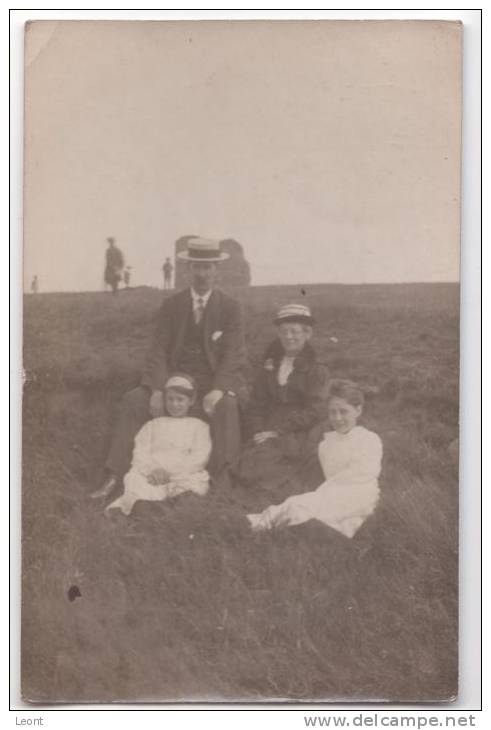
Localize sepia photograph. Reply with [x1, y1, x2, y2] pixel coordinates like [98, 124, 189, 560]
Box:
[21, 19, 462, 703]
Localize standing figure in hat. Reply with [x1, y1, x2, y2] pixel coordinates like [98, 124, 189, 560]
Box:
[91, 236, 247, 499]
[236, 303, 330, 499]
[104, 237, 125, 294]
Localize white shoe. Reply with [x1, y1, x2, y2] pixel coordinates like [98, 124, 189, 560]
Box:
[104, 500, 131, 517]
[90, 474, 117, 499]
[246, 513, 268, 532]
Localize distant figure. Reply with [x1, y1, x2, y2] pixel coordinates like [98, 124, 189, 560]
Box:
[163, 257, 173, 289]
[104, 237, 125, 294]
[30, 275, 39, 294]
[123, 266, 132, 289]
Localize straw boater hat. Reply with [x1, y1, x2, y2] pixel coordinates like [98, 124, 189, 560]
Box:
[164, 374, 197, 397]
[273, 303, 315, 326]
[177, 237, 229, 262]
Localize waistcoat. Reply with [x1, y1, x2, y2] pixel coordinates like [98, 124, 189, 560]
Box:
[176, 318, 212, 389]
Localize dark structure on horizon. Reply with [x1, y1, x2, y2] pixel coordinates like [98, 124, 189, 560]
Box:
[174, 236, 251, 291]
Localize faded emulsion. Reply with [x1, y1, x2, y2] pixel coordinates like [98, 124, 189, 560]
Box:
[21, 19, 462, 704]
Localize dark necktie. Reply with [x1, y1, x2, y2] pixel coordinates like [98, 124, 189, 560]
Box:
[194, 297, 205, 324]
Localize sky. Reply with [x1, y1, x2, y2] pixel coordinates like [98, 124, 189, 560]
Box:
[23, 20, 462, 292]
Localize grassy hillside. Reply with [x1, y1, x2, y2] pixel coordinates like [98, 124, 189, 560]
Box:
[22, 283, 459, 703]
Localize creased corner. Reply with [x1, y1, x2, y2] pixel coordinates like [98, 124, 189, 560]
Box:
[24, 21, 59, 70]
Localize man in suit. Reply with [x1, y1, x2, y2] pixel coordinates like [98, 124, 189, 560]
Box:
[92, 237, 247, 499]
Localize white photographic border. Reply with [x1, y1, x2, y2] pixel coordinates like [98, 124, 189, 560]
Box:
[7, 5, 483, 724]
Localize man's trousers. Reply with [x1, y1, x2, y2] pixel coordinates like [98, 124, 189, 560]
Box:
[105, 387, 241, 486]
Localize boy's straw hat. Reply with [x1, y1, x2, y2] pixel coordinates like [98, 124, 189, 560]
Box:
[164, 374, 196, 394]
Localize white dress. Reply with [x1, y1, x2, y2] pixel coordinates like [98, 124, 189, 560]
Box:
[106, 416, 212, 515]
[247, 426, 383, 538]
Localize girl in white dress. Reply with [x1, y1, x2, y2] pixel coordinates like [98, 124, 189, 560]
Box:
[247, 380, 383, 538]
[106, 374, 212, 516]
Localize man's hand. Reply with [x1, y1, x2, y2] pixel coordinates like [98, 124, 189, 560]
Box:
[203, 389, 224, 416]
[253, 431, 279, 445]
[149, 389, 165, 418]
[147, 468, 170, 485]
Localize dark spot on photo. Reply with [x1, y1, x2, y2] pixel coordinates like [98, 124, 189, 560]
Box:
[67, 585, 82, 602]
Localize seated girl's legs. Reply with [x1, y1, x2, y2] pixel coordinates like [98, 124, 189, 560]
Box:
[124, 470, 173, 501]
[248, 482, 379, 536]
[106, 470, 211, 515]
[248, 490, 317, 530]
[106, 469, 168, 515]
[171, 471, 210, 497]
[311, 482, 379, 528]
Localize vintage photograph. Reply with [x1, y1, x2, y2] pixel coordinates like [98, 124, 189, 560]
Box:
[22, 20, 461, 702]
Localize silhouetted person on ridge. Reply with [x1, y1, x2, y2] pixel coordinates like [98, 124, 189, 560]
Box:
[123, 267, 132, 289]
[163, 257, 173, 289]
[104, 237, 125, 294]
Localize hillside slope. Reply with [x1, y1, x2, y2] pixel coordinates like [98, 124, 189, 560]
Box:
[21, 283, 459, 702]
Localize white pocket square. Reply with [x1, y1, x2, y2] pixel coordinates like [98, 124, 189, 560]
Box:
[211, 330, 223, 342]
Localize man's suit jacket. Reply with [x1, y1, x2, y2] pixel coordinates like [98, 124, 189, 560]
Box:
[141, 288, 247, 394]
